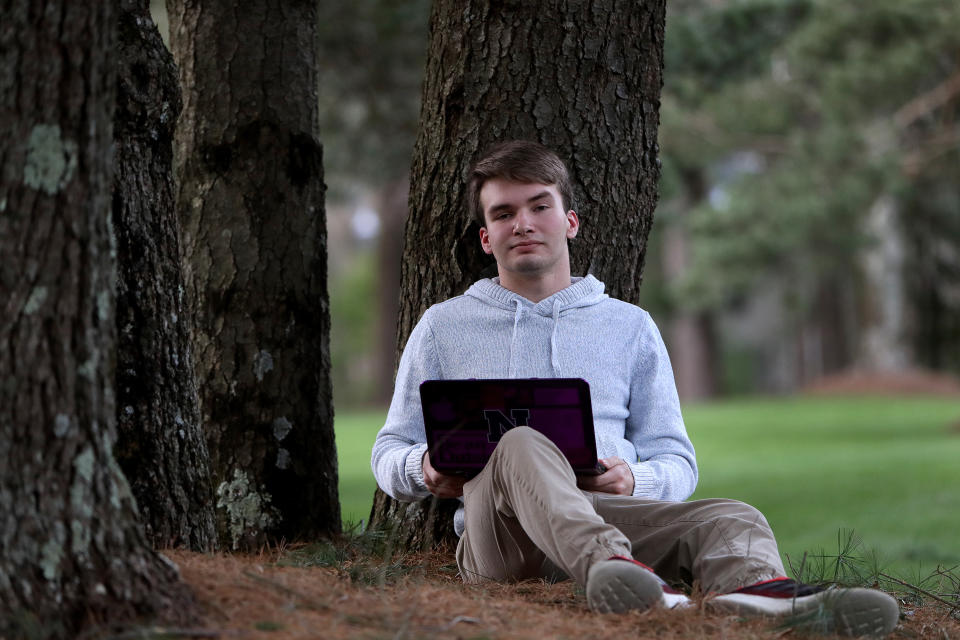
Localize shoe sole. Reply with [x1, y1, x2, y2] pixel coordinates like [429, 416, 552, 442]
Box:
[708, 587, 899, 637]
[586, 561, 664, 614]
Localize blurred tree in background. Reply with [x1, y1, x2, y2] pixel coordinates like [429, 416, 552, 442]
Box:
[317, 1, 430, 195]
[317, 0, 431, 408]
[647, 0, 960, 396]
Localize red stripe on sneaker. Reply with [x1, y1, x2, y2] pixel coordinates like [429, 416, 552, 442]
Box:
[609, 555, 656, 573]
[733, 577, 823, 598]
[739, 577, 793, 589]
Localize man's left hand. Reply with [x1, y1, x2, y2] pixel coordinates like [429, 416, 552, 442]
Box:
[576, 457, 634, 496]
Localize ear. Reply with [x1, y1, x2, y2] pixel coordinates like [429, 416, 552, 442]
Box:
[566, 210, 580, 239]
[479, 226, 493, 254]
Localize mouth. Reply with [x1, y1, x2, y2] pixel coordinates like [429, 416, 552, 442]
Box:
[511, 240, 541, 249]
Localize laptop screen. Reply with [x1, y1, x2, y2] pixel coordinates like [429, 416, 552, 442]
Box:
[420, 378, 599, 475]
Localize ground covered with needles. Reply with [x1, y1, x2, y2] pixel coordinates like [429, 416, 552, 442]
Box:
[146, 542, 960, 640]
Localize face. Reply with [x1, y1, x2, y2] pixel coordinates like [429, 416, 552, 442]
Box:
[478, 178, 579, 281]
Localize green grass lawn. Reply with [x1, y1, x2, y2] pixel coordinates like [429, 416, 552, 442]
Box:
[335, 394, 960, 578]
[334, 409, 388, 527]
[685, 395, 960, 578]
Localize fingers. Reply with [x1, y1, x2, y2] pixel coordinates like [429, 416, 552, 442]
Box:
[577, 457, 634, 496]
[428, 474, 465, 499]
[422, 451, 466, 498]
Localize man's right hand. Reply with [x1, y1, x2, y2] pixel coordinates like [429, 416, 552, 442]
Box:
[422, 451, 466, 498]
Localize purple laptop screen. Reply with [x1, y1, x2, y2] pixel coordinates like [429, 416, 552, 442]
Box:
[420, 378, 597, 475]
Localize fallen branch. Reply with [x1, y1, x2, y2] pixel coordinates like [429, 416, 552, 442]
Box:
[880, 572, 958, 611]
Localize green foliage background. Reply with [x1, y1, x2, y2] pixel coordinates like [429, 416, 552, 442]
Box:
[657, 0, 959, 332]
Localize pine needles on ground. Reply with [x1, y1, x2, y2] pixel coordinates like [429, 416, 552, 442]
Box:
[786, 528, 959, 620]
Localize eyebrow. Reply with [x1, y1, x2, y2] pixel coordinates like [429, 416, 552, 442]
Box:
[487, 190, 553, 215]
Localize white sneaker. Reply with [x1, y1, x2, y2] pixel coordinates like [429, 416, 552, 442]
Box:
[708, 578, 899, 637]
[662, 589, 694, 610]
[586, 556, 691, 613]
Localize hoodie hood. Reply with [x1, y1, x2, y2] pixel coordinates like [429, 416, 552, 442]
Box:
[464, 274, 608, 314]
[464, 275, 608, 376]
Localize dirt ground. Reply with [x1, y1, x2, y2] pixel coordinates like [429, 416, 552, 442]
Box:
[803, 368, 960, 396]
[151, 548, 959, 640]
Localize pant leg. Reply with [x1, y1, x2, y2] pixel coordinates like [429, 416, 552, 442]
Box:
[456, 427, 631, 585]
[591, 494, 786, 593]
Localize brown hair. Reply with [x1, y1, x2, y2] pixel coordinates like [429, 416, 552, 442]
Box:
[467, 140, 573, 226]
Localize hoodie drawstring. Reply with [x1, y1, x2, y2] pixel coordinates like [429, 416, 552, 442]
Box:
[462, 275, 609, 379]
[550, 299, 562, 376]
[508, 299, 523, 376]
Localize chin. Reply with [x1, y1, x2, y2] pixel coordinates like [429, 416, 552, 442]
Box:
[510, 260, 549, 274]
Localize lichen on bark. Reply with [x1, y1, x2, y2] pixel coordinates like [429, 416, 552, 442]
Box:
[216, 469, 279, 550]
[23, 124, 78, 195]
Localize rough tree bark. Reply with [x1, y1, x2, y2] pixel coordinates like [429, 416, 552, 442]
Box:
[369, 0, 667, 550]
[167, 0, 340, 548]
[0, 3, 196, 637]
[112, 0, 217, 552]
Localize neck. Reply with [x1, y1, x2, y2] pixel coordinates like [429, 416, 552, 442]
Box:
[497, 268, 573, 303]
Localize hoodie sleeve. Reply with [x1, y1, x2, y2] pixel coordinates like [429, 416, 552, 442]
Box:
[370, 309, 440, 502]
[624, 311, 699, 501]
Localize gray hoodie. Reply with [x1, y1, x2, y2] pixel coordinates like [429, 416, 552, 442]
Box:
[371, 275, 698, 535]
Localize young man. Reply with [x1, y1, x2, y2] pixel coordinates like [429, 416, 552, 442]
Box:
[371, 141, 898, 637]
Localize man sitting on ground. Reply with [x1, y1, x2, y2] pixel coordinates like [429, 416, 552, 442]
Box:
[371, 140, 899, 637]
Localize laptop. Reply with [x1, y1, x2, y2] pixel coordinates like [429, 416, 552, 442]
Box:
[420, 378, 606, 477]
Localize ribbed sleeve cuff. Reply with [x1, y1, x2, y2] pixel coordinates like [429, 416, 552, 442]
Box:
[630, 462, 657, 498]
[406, 443, 429, 492]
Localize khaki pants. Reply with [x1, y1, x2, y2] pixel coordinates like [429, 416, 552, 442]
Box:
[456, 427, 786, 593]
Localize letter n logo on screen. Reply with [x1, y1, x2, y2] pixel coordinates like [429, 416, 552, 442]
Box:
[484, 409, 529, 443]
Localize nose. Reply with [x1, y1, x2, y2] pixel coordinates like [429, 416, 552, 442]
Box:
[513, 209, 533, 234]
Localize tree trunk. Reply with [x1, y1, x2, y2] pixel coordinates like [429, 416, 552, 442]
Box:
[167, 0, 339, 548]
[369, 0, 667, 550]
[113, 0, 216, 552]
[814, 276, 852, 376]
[858, 193, 912, 371]
[374, 178, 408, 406]
[663, 168, 717, 400]
[0, 3, 196, 637]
